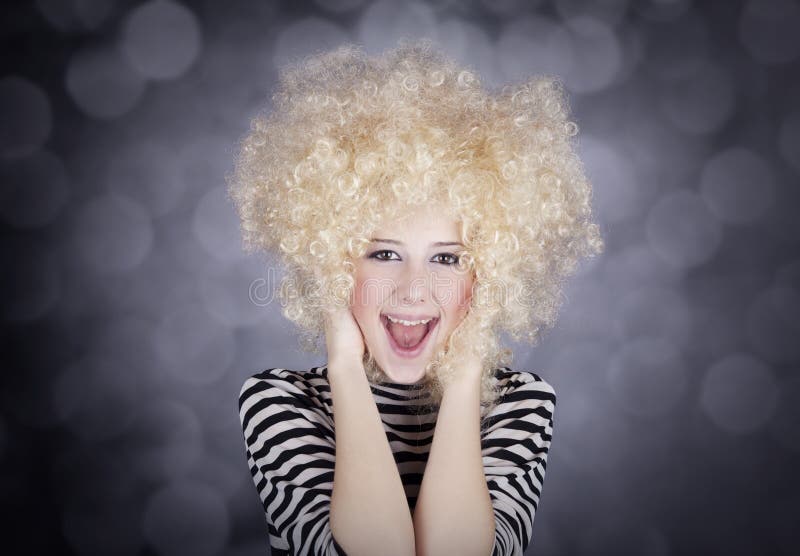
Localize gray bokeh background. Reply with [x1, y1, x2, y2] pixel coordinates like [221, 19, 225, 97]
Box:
[2, 0, 799, 554]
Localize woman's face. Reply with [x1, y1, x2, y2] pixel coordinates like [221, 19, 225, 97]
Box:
[351, 207, 474, 384]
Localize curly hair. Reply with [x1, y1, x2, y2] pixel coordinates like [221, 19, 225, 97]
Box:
[227, 39, 603, 417]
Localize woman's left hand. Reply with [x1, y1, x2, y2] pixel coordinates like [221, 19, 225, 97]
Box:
[443, 313, 485, 391]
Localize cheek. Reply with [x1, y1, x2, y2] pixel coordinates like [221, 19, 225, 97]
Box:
[351, 277, 371, 319]
[436, 275, 474, 315]
[352, 277, 366, 306]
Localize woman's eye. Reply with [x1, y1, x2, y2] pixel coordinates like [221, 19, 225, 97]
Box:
[433, 253, 459, 265]
[368, 250, 459, 265]
[370, 249, 399, 261]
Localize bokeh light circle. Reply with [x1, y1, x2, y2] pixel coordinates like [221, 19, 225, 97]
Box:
[739, 0, 800, 65]
[615, 286, 691, 347]
[153, 305, 236, 384]
[358, 0, 438, 54]
[644, 13, 709, 81]
[65, 45, 146, 119]
[192, 186, 247, 264]
[128, 399, 204, 482]
[699, 147, 775, 225]
[700, 352, 779, 434]
[608, 336, 687, 417]
[601, 244, 684, 290]
[93, 315, 163, 383]
[646, 189, 723, 269]
[273, 17, 350, 70]
[555, 393, 634, 475]
[71, 193, 154, 273]
[496, 16, 574, 81]
[659, 63, 735, 135]
[580, 137, 640, 223]
[561, 16, 623, 94]
[122, 0, 202, 80]
[436, 19, 498, 87]
[199, 268, 270, 328]
[556, 282, 614, 340]
[107, 140, 187, 217]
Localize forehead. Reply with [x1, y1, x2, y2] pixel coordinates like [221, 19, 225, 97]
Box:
[371, 209, 462, 240]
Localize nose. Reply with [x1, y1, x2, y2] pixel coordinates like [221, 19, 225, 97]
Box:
[397, 261, 432, 305]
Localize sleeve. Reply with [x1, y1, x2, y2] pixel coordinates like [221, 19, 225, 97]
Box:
[238, 371, 347, 556]
[480, 375, 556, 556]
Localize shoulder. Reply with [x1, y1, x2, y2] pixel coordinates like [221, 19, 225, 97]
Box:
[238, 366, 331, 411]
[492, 367, 556, 402]
[481, 367, 557, 438]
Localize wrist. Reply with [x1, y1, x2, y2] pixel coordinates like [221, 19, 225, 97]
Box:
[444, 359, 484, 390]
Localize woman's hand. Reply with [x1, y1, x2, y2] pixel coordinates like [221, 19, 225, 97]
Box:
[443, 348, 484, 391]
[323, 302, 366, 370]
[443, 307, 485, 390]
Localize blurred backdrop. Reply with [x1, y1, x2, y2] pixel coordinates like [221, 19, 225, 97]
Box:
[1, 0, 799, 555]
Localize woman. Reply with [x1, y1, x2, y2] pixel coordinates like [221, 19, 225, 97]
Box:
[230, 40, 602, 555]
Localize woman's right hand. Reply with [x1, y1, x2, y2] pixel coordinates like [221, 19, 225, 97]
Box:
[323, 303, 366, 369]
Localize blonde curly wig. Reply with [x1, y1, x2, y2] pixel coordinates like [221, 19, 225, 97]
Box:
[227, 39, 603, 418]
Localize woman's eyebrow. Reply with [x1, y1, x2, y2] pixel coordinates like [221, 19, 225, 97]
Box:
[369, 238, 464, 247]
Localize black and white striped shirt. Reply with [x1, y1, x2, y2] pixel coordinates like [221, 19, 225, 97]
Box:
[238, 365, 555, 556]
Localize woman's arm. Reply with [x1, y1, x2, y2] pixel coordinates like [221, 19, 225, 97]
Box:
[412, 367, 495, 556]
[328, 356, 417, 556]
[414, 368, 556, 556]
[239, 370, 343, 554]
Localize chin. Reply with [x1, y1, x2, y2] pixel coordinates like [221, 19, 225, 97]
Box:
[381, 362, 427, 384]
[366, 346, 430, 384]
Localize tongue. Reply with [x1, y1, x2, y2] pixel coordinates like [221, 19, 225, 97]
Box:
[387, 321, 429, 349]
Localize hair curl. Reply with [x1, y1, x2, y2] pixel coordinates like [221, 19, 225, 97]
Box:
[227, 39, 603, 418]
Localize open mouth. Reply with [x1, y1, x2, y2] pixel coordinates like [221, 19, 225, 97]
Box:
[381, 314, 439, 359]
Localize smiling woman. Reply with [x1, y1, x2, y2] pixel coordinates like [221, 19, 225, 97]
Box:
[229, 39, 602, 555]
[352, 206, 474, 385]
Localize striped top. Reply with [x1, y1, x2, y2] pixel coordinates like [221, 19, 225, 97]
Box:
[238, 365, 556, 556]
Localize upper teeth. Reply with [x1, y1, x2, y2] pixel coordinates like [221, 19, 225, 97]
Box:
[385, 315, 433, 326]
